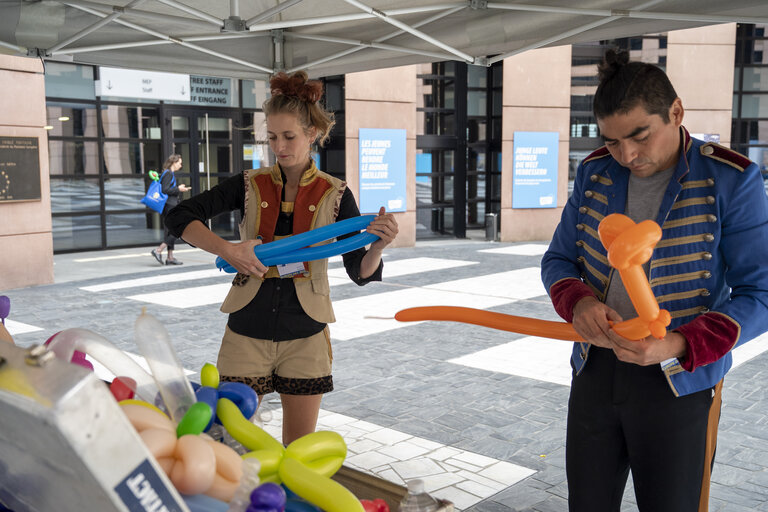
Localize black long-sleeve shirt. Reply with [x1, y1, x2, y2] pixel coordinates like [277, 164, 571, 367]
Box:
[165, 171, 383, 341]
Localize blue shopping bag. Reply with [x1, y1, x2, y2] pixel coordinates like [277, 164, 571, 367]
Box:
[141, 170, 173, 213]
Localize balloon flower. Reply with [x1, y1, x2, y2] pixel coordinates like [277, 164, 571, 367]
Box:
[215, 215, 380, 272]
[217, 398, 364, 512]
[396, 214, 671, 342]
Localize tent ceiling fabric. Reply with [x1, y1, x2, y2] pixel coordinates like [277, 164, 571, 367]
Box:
[1, 0, 768, 79]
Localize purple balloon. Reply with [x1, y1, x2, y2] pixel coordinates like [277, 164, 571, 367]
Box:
[0, 296, 9, 323]
[250, 482, 287, 510]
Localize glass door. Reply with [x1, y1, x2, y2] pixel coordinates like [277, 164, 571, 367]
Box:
[163, 108, 239, 239]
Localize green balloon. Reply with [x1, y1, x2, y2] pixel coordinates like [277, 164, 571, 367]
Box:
[176, 401, 212, 437]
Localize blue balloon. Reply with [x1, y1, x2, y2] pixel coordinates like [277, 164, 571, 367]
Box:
[284, 500, 322, 512]
[183, 493, 229, 512]
[218, 381, 259, 420]
[194, 386, 219, 431]
[216, 215, 380, 273]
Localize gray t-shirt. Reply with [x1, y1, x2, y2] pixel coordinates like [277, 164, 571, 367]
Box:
[605, 167, 675, 321]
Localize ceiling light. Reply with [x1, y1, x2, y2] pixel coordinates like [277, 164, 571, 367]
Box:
[58, 116, 70, 121]
[43, 125, 54, 130]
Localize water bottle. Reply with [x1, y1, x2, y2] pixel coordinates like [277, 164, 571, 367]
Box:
[399, 479, 440, 512]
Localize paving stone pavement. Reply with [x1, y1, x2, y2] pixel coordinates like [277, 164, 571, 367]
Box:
[4, 238, 768, 511]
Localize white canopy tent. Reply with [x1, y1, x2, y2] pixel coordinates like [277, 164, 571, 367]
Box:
[1, 0, 767, 79]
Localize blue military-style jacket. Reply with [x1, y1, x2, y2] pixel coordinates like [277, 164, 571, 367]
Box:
[542, 127, 768, 396]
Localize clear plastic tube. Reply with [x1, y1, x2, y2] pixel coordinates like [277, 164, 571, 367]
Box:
[46, 327, 159, 403]
[133, 310, 197, 423]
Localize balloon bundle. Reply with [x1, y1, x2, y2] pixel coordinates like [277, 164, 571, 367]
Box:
[215, 215, 380, 272]
[396, 214, 671, 341]
[44, 311, 370, 511]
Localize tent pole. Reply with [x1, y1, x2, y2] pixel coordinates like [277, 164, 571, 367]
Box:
[341, 0, 474, 63]
[48, 0, 149, 53]
[246, 0, 304, 26]
[153, 0, 221, 25]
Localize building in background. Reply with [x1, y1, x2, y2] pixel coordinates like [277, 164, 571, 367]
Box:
[0, 22, 763, 289]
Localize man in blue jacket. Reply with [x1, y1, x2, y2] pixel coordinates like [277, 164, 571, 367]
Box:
[541, 49, 768, 511]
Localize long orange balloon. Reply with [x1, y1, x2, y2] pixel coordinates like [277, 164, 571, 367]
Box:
[395, 214, 670, 342]
[394, 306, 583, 341]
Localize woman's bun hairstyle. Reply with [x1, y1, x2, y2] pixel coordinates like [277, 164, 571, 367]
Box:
[269, 71, 323, 104]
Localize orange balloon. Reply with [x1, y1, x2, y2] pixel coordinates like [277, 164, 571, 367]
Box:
[394, 307, 583, 341]
[394, 215, 670, 342]
[598, 214, 670, 339]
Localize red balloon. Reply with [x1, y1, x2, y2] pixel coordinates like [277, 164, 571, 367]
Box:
[361, 499, 390, 512]
[110, 376, 137, 401]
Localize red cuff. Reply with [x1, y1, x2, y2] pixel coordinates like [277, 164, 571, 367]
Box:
[675, 312, 740, 372]
[550, 278, 598, 323]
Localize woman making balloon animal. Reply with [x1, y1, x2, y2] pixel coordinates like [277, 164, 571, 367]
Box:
[165, 71, 398, 445]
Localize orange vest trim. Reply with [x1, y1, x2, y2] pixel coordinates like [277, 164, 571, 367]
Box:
[252, 173, 281, 243]
[251, 170, 335, 243]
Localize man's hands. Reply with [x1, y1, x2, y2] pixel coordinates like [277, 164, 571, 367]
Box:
[572, 296, 687, 365]
[572, 296, 622, 349]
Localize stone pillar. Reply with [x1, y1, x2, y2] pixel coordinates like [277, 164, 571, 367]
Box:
[345, 66, 416, 247]
[501, 46, 572, 241]
[0, 55, 52, 290]
[667, 24, 736, 147]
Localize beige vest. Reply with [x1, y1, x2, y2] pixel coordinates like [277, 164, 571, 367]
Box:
[219, 163, 345, 324]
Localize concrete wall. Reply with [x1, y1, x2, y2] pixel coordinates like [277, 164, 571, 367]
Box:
[500, 46, 572, 242]
[0, 55, 52, 290]
[667, 23, 736, 147]
[345, 66, 416, 247]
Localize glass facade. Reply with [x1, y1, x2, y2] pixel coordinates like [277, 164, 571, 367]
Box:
[45, 62, 269, 253]
[733, 23, 768, 178]
[415, 61, 502, 239]
[569, 35, 668, 195]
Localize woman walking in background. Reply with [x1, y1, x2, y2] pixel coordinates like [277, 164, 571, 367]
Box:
[151, 154, 189, 265]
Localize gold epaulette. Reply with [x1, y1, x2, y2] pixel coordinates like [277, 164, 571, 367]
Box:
[700, 143, 751, 172]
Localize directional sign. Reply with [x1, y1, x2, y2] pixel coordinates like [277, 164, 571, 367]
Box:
[96, 67, 190, 101]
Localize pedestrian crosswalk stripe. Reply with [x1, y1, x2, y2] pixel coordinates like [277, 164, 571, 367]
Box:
[81, 268, 226, 292]
[479, 244, 549, 256]
[448, 335, 574, 386]
[5, 319, 44, 336]
[331, 268, 543, 341]
[126, 258, 476, 309]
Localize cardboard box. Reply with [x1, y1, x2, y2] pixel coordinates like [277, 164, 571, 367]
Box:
[332, 465, 454, 511]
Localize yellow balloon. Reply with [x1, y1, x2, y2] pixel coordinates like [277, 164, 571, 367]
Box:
[216, 398, 284, 453]
[200, 363, 220, 389]
[285, 431, 346, 477]
[119, 398, 167, 417]
[279, 457, 364, 512]
[243, 449, 283, 484]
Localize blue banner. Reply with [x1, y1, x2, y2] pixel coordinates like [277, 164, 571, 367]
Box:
[359, 128, 407, 213]
[512, 131, 559, 208]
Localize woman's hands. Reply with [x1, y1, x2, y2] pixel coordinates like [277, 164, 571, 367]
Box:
[220, 239, 269, 277]
[367, 207, 399, 252]
[359, 207, 399, 279]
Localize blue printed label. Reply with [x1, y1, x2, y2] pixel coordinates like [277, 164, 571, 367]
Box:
[114, 459, 184, 512]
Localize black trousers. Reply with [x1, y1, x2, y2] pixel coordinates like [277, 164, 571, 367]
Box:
[567, 347, 721, 512]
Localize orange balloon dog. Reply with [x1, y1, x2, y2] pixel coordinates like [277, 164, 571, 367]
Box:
[395, 214, 670, 342]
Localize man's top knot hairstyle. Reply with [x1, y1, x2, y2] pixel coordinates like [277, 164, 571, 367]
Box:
[269, 70, 323, 104]
[263, 70, 335, 147]
[593, 48, 678, 123]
